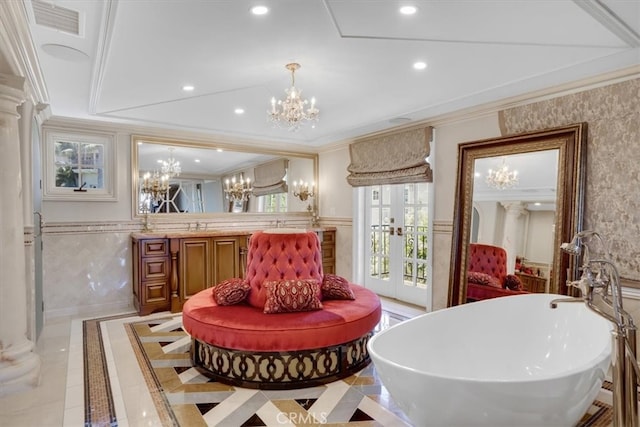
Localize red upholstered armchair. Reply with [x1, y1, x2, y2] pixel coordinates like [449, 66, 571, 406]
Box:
[466, 243, 527, 301]
[245, 230, 324, 308]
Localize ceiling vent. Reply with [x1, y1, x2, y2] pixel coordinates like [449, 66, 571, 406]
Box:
[32, 0, 80, 36]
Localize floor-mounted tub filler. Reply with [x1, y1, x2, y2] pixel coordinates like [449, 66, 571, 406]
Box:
[368, 293, 612, 426]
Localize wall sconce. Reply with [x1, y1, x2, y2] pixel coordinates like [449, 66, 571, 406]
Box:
[293, 180, 315, 201]
[224, 174, 253, 202]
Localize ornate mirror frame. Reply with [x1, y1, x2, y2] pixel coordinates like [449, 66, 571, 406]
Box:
[448, 123, 587, 306]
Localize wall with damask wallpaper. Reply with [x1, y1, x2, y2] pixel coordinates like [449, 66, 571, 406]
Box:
[499, 78, 640, 285]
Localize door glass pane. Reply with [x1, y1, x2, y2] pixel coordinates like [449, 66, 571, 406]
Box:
[402, 183, 429, 288]
[369, 186, 390, 281]
[381, 185, 391, 204]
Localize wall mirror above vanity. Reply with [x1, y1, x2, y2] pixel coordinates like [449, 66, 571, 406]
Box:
[448, 123, 587, 306]
[132, 135, 318, 218]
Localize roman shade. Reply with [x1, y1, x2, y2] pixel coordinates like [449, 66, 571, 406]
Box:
[253, 158, 289, 196]
[346, 126, 433, 187]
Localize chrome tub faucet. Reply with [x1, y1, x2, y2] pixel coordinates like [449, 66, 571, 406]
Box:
[551, 230, 639, 427]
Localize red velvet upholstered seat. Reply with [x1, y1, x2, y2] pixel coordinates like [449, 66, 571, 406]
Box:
[245, 231, 324, 308]
[468, 243, 508, 283]
[183, 283, 381, 352]
[467, 243, 527, 301]
[182, 230, 382, 389]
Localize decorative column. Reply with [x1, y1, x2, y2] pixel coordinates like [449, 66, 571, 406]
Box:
[18, 99, 36, 341]
[500, 201, 527, 274]
[0, 74, 40, 396]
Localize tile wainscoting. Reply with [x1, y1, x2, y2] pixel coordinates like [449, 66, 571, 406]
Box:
[41, 218, 341, 319]
[42, 222, 139, 318]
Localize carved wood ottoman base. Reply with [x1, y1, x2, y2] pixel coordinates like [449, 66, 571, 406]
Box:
[191, 332, 373, 389]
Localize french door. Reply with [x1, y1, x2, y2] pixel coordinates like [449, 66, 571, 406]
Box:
[362, 183, 431, 306]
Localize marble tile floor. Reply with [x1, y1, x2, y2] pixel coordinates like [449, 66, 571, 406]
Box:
[0, 297, 425, 427]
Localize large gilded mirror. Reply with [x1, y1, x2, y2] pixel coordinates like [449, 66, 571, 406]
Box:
[448, 123, 587, 306]
[132, 135, 318, 217]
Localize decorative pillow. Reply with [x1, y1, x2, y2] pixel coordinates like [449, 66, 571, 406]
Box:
[505, 274, 524, 291]
[467, 271, 502, 288]
[321, 274, 356, 300]
[263, 279, 323, 314]
[212, 278, 251, 305]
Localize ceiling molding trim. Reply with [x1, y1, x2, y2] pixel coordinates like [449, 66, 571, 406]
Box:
[419, 65, 639, 128]
[321, 66, 639, 151]
[573, 0, 640, 47]
[336, 33, 623, 49]
[0, 1, 49, 106]
[88, 0, 118, 115]
[44, 115, 318, 154]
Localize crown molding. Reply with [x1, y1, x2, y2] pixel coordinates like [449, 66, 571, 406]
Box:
[321, 65, 639, 153]
[88, 0, 118, 115]
[0, 0, 49, 106]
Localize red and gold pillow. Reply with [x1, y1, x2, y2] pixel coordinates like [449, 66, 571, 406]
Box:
[467, 271, 502, 288]
[505, 274, 523, 291]
[212, 278, 251, 305]
[263, 279, 323, 314]
[321, 274, 356, 300]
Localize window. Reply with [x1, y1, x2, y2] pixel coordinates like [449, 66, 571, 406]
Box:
[43, 127, 116, 201]
[259, 193, 287, 213]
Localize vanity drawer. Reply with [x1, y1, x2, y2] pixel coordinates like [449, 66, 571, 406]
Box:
[142, 239, 169, 257]
[321, 230, 335, 259]
[321, 244, 335, 260]
[142, 280, 169, 304]
[141, 257, 170, 281]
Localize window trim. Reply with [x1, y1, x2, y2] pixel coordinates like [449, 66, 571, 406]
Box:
[42, 126, 117, 201]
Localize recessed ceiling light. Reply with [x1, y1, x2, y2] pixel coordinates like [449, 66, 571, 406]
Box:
[216, 148, 223, 152]
[389, 117, 411, 124]
[41, 43, 89, 61]
[413, 61, 427, 70]
[194, 159, 200, 163]
[399, 5, 417, 15]
[251, 5, 269, 15]
[182, 85, 195, 92]
[234, 108, 245, 115]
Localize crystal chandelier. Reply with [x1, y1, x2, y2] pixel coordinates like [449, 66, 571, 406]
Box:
[141, 171, 169, 202]
[268, 63, 319, 131]
[486, 158, 518, 190]
[224, 175, 253, 202]
[160, 147, 181, 178]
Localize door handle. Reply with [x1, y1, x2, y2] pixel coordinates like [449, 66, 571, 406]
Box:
[34, 211, 44, 237]
[396, 227, 403, 236]
[389, 226, 395, 236]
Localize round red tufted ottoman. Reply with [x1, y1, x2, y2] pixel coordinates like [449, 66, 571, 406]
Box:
[182, 283, 381, 389]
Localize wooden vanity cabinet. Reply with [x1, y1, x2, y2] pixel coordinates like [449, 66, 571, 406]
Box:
[132, 238, 170, 316]
[179, 237, 212, 301]
[320, 229, 336, 274]
[132, 228, 335, 315]
[212, 236, 248, 283]
[516, 272, 547, 293]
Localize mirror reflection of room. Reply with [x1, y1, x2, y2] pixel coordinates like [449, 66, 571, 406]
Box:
[135, 140, 316, 215]
[467, 150, 559, 301]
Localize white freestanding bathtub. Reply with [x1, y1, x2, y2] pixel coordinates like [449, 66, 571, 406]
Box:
[368, 293, 612, 426]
